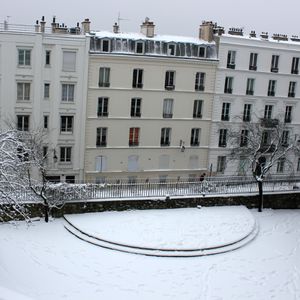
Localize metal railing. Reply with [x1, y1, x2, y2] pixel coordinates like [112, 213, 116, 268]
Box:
[1, 176, 300, 203]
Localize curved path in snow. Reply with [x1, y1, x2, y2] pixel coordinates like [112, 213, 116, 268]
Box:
[64, 206, 258, 257]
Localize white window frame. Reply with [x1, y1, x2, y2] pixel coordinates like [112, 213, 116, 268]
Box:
[61, 83, 75, 102]
[17, 82, 30, 101]
[96, 127, 107, 147]
[62, 50, 76, 72]
[60, 146, 72, 163]
[221, 102, 230, 121]
[44, 83, 50, 99]
[18, 48, 31, 66]
[17, 115, 30, 131]
[190, 128, 200, 146]
[97, 97, 109, 117]
[131, 98, 142, 117]
[193, 100, 203, 118]
[60, 116, 74, 134]
[195, 72, 205, 91]
[99, 67, 110, 87]
[161, 128, 171, 146]
[217, 156, 226, 173]
[163, 99, 173, 118]
[101, 39, 111, 52]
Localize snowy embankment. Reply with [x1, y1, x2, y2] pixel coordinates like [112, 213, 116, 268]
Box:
[0, 208, 300, 299]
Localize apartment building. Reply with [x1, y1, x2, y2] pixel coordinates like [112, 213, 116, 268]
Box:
[0, 17, 90, 182]
[84, 19, 218, 182]
[209, 28, 300, 175]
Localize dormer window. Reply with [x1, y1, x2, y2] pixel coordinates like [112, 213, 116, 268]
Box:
[198, 47, 206, 58]
[101, 39, 110, 52]
[135, 41, 144, 54]
[168, 44, 176, 56]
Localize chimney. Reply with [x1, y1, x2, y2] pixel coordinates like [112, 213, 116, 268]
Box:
[140, 17, 155, 38]
[51, 16, 58, 33]
[260, 32, 269, 39]
[113, 22, 120, 34]
[249, 30, 256, 38]
[199, 21, 214, 42]
[35, 20, 40, 33]
[40, 16, 46, 33]
[228, 27, 243, 36]
[81, 18, 91, 34]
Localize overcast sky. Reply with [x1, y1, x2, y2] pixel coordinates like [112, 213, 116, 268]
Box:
[2, 0, 299, 38]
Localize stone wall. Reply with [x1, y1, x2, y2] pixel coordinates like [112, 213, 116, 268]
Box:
[1, 192, 300, 222]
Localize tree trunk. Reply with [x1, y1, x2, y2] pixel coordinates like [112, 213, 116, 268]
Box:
[258, 180, 263, 212]
[44, 201, 49, 223]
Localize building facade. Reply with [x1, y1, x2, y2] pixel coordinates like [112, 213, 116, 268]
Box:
[209, 29, 300, 176]
[0, 18, 90, 182]
[84, 20, 218, 182]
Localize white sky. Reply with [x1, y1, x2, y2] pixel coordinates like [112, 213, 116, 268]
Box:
[2, 0, 299, 38]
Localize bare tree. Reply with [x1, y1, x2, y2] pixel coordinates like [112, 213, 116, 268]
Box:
[228, 116, 298, 211]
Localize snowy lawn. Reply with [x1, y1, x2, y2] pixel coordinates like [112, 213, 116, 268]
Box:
[0, 207, 300, 300]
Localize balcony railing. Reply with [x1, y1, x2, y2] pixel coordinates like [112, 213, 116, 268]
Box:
[249, 65, 257, 71]
[260, 118, 279, 128]
[227, 63, 235, 69]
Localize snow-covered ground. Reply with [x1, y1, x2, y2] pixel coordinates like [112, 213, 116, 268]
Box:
[0, 207, 300, 300]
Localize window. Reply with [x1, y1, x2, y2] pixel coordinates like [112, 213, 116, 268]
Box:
[227, 50, 236, 69]
[60, 116, 73, 133]
[135, 41, 144, 54]
[195, 72, 205, 91]
[246, 78, 255, 95]
[224, 76, 233, 94]
[62, 51, 76, 72]
[44, 83, 50, 99]
[288, 81, 296, 98]
[190, 128, 200, 146]
[217, 156, 226, 173]
[221, 102, 230, 121]
[264, 105, 273, 119]
[261, 131, 270, 146]
[95, 155, 107, 172]
[99, 67, 110, 87]
[131, 98, 141, 117]
[96, 127, 107, 147]
[129, 127, 140, 146]
[45, 50, 51, 66]
[218, 129, 227, 147]
[168, 44, 176, 56]
[189, 155, 199, 169]
[161, 128, 171, 146]
[163, 99, 173, 118]
[268, 80, 276, 96]
[17, 115, 29, 131]
[198, 47, 206, 58]
[243, 104, 252, 122]
[18, 49, 31, 66]
[165, 71, 175, 90]
[285, 106, 292, 123]
[97, 97, 109, 117]
[193, 100, 203, 118]
[281, 130, 289, 146]
[60, 147, 72, 162]
[101, 39, 110, 52]
[249, 53, 258, 70]
[277, 158, 285, 173]
[297, 158, 300, 172]
[43, 146, 48, 161]
[240, 129, 249, 147]
[43, 115, 49, 129]
[291, 57, 299, 74]
[271, 55, 279, 73]
[132, 69, 143, 88]
[17, 82, 30, 100]
[159, 154, 170, 169]
[66, 176, 75, 184]
[61, 84, 74, 102]
[128, 155, 139, 172]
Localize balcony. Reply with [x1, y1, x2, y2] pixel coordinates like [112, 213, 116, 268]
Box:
[249, 65, 257, 71]
[271, 67, 279, 73]
[224, 88, 232, 94]
[96, 142, 107, 147]
[246, 90, 254, 95]
[291, 69, 299, 75]
[133, 83, 143, 89]
[218, 142, 227, 148]
[193, 113, 202, 118]
[163, 113, 173, 118]
[195, 85, 205, 91]
[99, 82, 110, 88]
[268, 91, 275, 97]
[243, 116, 251, 122]
[221, 115, 230, 121]
[227, 63, 235, 69]
[165, 85, 175, 91]
[260, 118, 279, 128]
[284, 117, 292, 123]
[129, 141, 139, 147]
[288, 92, 295, 98]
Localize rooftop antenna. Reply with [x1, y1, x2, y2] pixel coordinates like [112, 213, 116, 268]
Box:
[117, 12, 129, 31]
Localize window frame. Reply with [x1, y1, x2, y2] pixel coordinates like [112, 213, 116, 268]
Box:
[18, 48, 31, 67]
[99, 67, 110, 87]
[193, 100, 203, 118]
[249, 52, 258, 71]
[190, 128, 200, 146]
[165, 70, 175, 90]
[195, 72, 205, 91]
[61, 83, 75, 102]
[163, 99, 174, 118]
[227, 50, 236, 69]
[217, 156, 226, 173]
[246, 78, 255, 95]
[271, 55, 279, 73]
[17, 82, 30, 101]
[243, 104, 252, 122]
[131, 98, 142, 117]
[97, 97, 109, 117]
[218, 129, 227, 147]
[224, 76, 233, 94]
[17, 115, 30, 132]
[62, 50, 76, 72]
[60, 146, 72, 163]
[161, 128, 171, 146]
[221, 102, 230, 121]
[132, 69, 143, 88]
[96, 127, 107, 147]
[60, 115, 74, 134]
[267, 80, 276, 96]
[129, 127, 140, 147]
[264, 105, 273, 119]
[288, 81, 296, 98]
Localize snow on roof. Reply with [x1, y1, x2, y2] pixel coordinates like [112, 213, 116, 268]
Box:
[89, 31, 214, 45]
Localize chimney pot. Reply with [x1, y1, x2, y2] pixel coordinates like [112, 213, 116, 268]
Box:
[140, 17, 155, 38]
